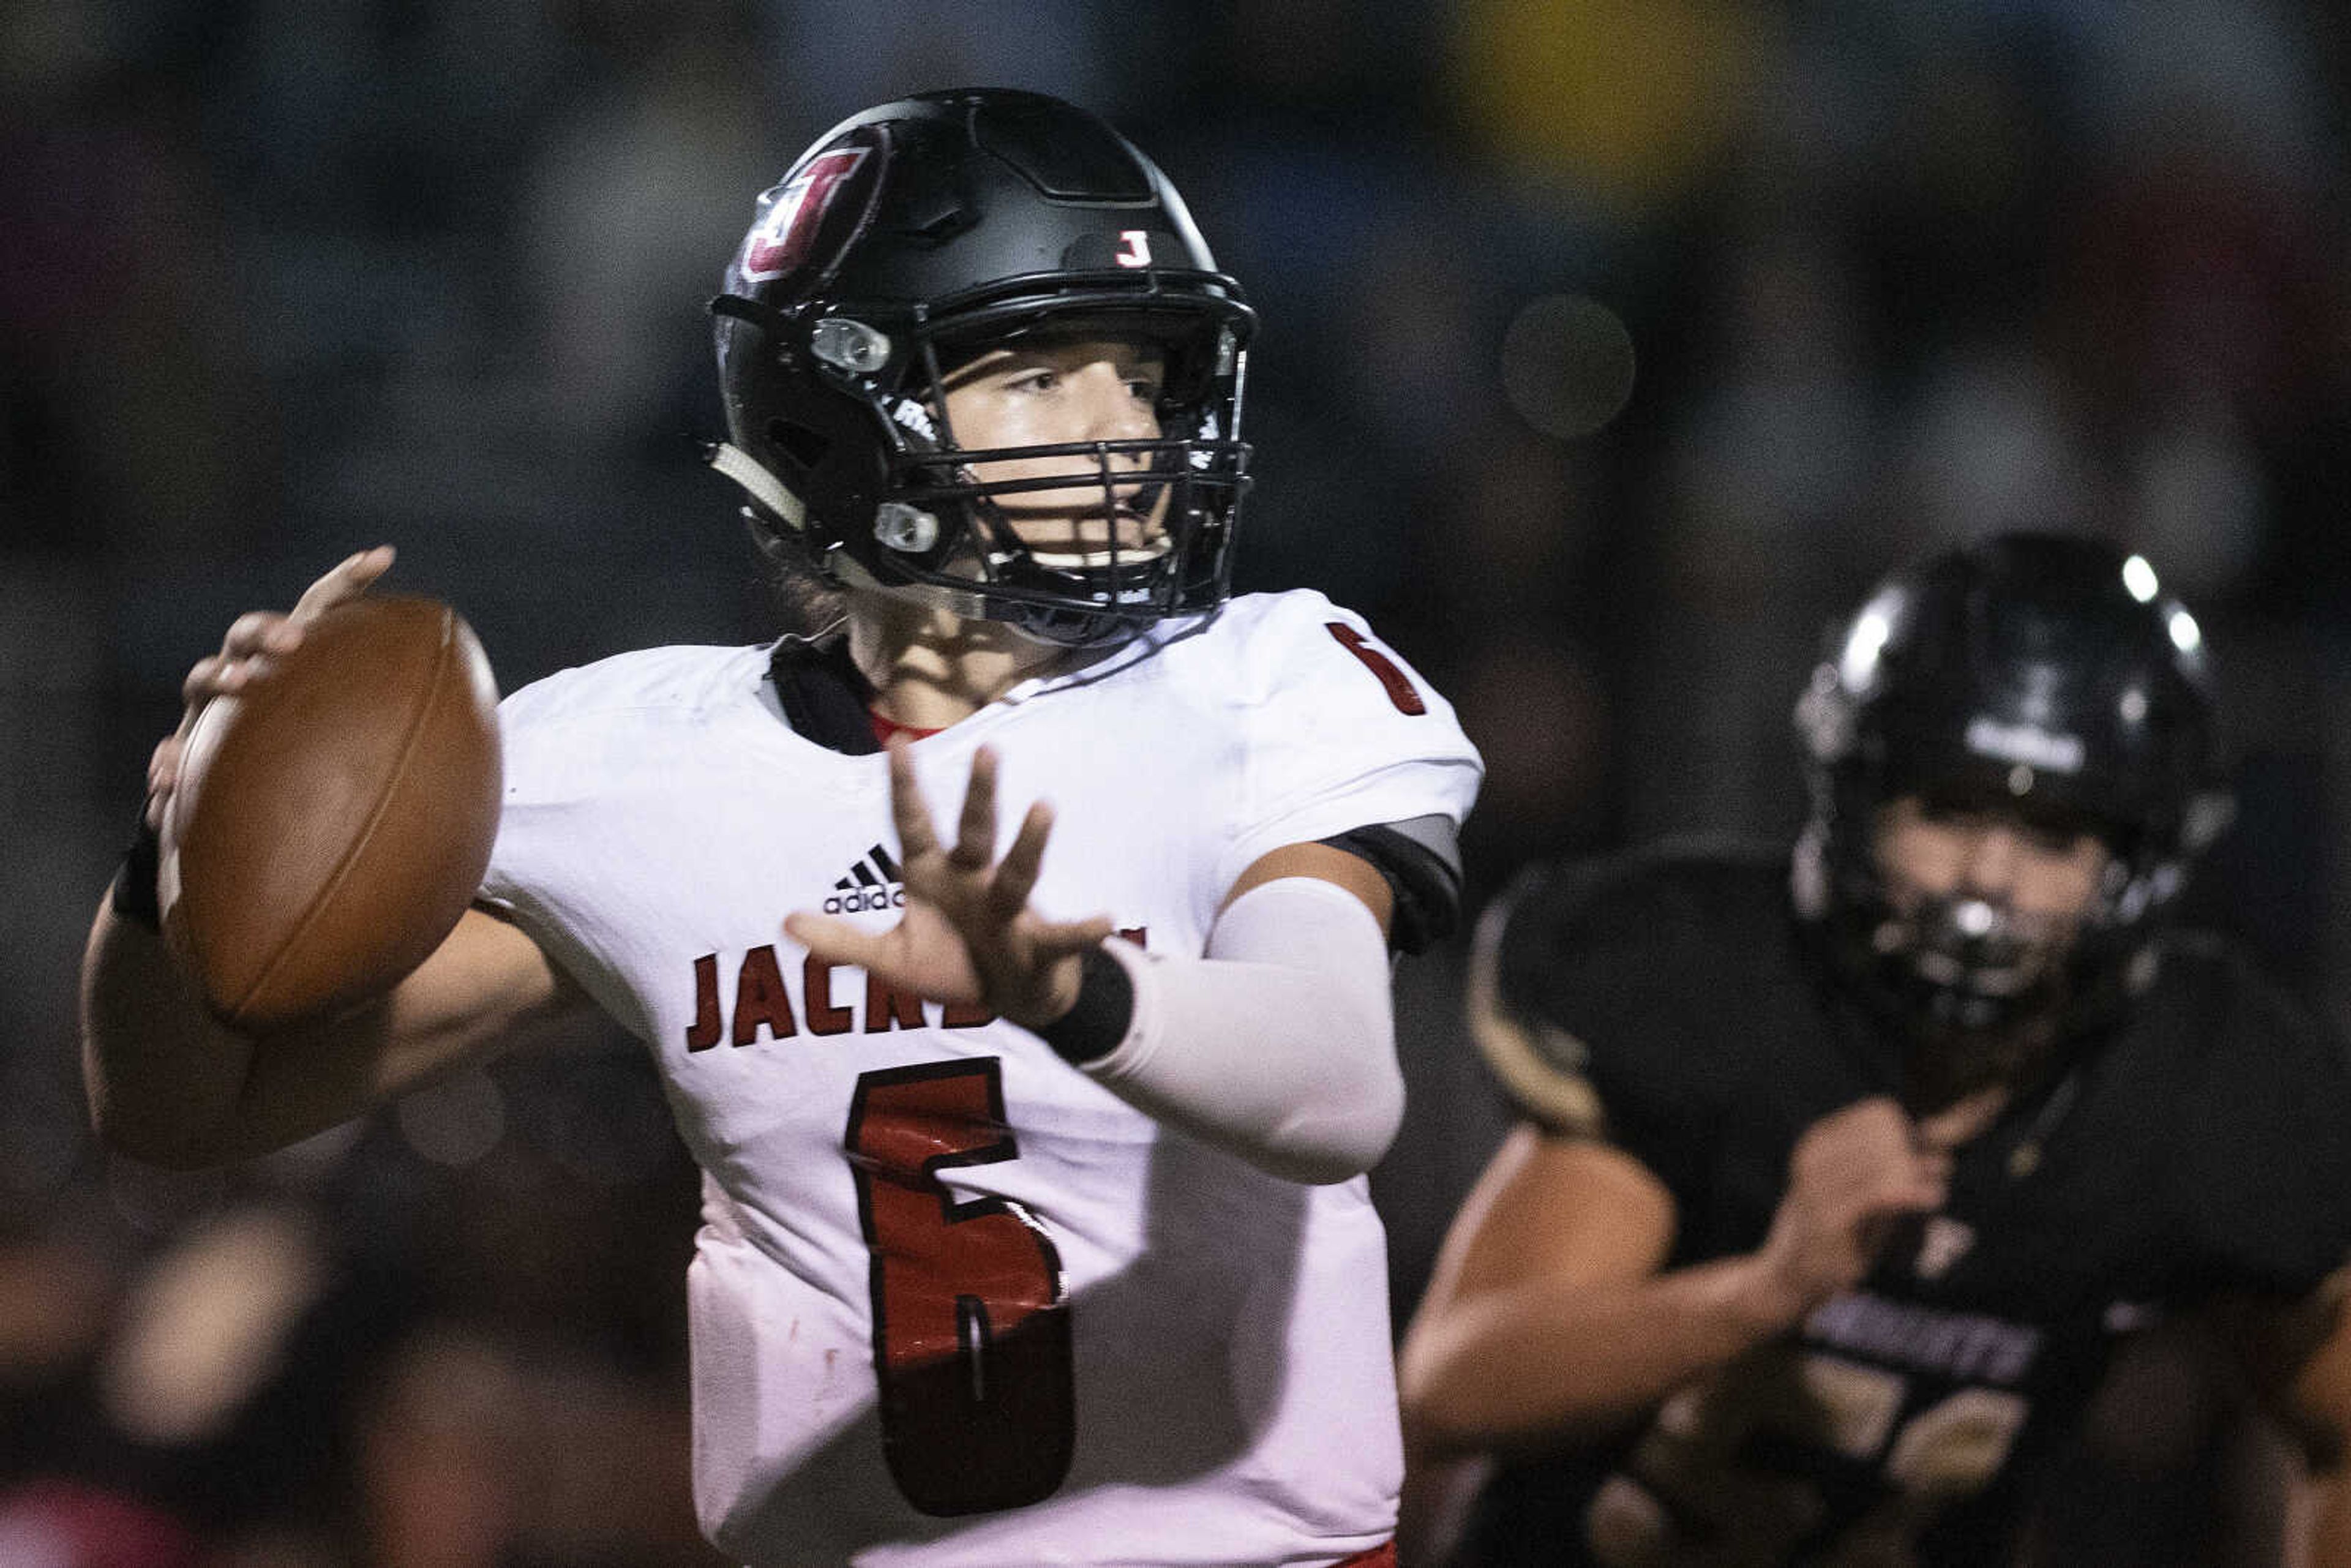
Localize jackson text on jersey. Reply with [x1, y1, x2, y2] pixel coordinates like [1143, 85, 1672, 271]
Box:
[684, 929, 1147, 1049]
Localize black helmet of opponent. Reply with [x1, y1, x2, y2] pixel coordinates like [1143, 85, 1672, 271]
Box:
[1793, 533, 2234, 1040]
[707, 88, 1256, 647]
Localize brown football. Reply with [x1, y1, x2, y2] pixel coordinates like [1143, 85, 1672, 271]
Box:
[160, 595, 503, 1032]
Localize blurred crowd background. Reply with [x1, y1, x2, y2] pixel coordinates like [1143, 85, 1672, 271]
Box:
[5, 0, 2348, 1562]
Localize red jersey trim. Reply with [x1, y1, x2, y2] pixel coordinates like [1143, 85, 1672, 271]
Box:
[869, 708, 945, 748]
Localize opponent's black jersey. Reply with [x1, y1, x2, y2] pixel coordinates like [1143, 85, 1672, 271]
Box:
[1457, 841, 2351, 1568]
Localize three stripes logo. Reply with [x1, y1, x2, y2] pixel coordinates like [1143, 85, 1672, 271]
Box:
[824, 844, 906, 914]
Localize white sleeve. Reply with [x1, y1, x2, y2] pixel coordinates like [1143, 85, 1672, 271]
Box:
[1074, 874, 1402, 1185]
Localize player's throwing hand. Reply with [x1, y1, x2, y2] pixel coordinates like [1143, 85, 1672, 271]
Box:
[144, 546, 397, 830]
[785, 742, 1115, 1031]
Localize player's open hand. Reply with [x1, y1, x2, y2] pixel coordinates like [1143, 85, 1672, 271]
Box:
[144, 546, 397, 831]
[1746, 1092, 1997, 1324]
[784, 742, 1114, 1031]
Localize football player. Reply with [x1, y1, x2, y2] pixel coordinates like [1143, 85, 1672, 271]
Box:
[83, 89, 1482, 1566]
[1398, 533, 2351, 1567]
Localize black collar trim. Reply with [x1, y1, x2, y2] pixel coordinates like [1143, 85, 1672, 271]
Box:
[765, 635, 881, 755]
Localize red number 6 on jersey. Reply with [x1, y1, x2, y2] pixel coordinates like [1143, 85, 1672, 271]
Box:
[845, 1060, 1076, 1515]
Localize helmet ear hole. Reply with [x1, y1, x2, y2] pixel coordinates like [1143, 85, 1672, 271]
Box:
[768, 418, 830, 473]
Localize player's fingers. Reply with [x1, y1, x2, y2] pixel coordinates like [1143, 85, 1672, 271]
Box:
[950, 747, 999, 871]
[290, 545, 396, 621]
[786, 913, 986, 1007]
[783, 911, 890, 972]
[145, 738, 184, 826]
[1833, 1096, 1911, 1142]
[1914, 1085, 2009, 1154]
[220, 610, 290, 659]
[884, 740, 943, 862]
[176, 653, 280, 734]
[1801, 1097, 1905, 1164]
[206, 654, 285, 705]
[1794, 1097, 1910, 1189]
[1861, 1160, 1946, 1218]
[1805, 1140, 1930, 1229]
[181, 655, 226, 709]
[988, 801, 1052, 917]
[1031, 915, 1116, 955]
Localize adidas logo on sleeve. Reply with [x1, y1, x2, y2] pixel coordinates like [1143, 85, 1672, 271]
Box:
[823, 844, 906, 913]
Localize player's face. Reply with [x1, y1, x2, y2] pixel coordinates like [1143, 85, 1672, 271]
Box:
[940, 337, 1172, 560]
[1873, 795, 2112, 923]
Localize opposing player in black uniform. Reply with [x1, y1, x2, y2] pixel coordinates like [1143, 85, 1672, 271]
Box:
[1399, 533, 2351, 1566]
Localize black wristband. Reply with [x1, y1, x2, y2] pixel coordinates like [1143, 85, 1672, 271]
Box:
[111, 806, 164, 932]
[1035, 945, 1134, 1066]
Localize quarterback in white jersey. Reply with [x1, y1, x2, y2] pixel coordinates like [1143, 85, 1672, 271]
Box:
[86, 89, 1483, 1567]
[485, 591, 1476, 1562]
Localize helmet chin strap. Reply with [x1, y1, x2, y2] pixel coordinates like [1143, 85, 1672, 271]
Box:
[707, 442, 808, 530]
[824, 551, 1141, 651]
[827, 550, 991, 624]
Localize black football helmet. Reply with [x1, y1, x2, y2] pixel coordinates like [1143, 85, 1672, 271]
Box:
[707, 88, 1256, 646]
[1793, 533, 2234, 1038]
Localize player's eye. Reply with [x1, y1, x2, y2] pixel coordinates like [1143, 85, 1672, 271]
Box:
[1916, 798, 1984, 829]
[2020, 823, 2091, 857]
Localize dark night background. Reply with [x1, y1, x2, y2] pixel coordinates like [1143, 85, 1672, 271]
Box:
[4, 2, 2347, 1561]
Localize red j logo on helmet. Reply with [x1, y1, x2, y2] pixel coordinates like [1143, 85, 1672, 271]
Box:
[743, 148, 870, 282]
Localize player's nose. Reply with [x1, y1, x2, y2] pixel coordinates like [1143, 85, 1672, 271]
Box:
[1072, 361, 1158, 446]
[1957, 824, 2025, 898]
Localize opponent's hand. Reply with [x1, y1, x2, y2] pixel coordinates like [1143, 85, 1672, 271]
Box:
[1746, 1091, 1999, 1323]
[144, 546, 396, 831]
[784, 742, 1114, 1030]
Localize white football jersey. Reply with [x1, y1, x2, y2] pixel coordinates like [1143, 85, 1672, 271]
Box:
[479, 590, 1482, 1567]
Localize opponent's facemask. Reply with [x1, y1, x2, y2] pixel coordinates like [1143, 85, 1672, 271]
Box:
[707, 88, 1255, 647]
[1792, 533, 2234, 1040]
[1856, 793, 2117, 1034]
[1883, 890, 2073, 1018]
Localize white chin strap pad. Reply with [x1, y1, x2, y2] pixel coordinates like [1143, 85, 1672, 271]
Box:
[707, 442, 808, 530]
